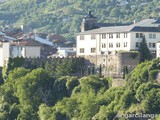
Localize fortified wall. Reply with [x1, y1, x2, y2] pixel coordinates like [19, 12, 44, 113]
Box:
[82, 51, 140, 77]
[7, 51, 140, 78]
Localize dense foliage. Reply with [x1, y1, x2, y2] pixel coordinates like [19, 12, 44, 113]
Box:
[0, 57, 160, 119]
[0, 0, 160, 39]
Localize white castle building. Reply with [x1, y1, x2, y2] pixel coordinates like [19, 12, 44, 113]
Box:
[76, 12, 160, 57]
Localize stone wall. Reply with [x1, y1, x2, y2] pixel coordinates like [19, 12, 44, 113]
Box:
[112, 79, 126, 87]
[20, 51, 140, 78]
[80, 51, 140, 77]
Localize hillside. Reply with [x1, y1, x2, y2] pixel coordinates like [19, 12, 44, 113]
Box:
[0, 57, 160, 119]
[0, 0, 160, 40]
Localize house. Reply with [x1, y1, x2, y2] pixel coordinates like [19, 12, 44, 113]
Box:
[47, 33, 66, 47]
[0, 39, 41, 67]
[50, 47, 76, 58]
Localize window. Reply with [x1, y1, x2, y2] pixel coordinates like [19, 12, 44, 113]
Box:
[102, 43, 106, 48]
[116, 42, 120, 48]
[153, 34, 156, 39]
[149, 33, 156, 39]
[149, 34, 152, 38]
[109, 43, 113, 48]
[140, 33, 143, 38]
[109, 34, 113, 39]
[102, 34, 106, 39]
[91, 34, 96, 40]
[149, 43, 152, 48]
[91, 48, 96, 53]
[136, 42, 140, 47]
[124, 33, 128, 38]
[153, 43, 155, 48]
[149, 43, 156, 48]
[136, 33, 139, 38]
[80, 35, 84, 40]
[116, 33, 120, 38]
[80, 48, 84, 53]
[124, 42, 128, 47]
[136, 33, 143, 38]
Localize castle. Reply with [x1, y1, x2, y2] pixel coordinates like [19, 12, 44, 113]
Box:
[76, 11, 160, 77]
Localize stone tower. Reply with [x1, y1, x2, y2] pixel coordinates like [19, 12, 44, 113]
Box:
[81, 11, 97, 32]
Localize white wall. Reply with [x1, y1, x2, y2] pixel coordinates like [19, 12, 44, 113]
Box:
[0, 47, 3, 67]
[157, 43, 160, 58]
[77, 34, 97, 55]
[101, 33, 131, 52]
[24, 46, 40, 58]
[77, 33, 131, 56]
[0, 42, 10, 67]
[11, 46, 22, 58]
[77, 31, 160, 56]
[130, 32, 160, 51]
[11, 46, 41, 58]
[0, 42, 41, 67]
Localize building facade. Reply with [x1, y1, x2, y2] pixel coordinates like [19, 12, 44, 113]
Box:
[77, 16, 160, 76]
[77, 19, 160, 56]
[0, 40, 41, 67]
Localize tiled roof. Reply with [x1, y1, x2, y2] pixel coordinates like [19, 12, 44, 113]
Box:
[0, 31, 5, 35]
[47, 34, 66, 43]
[78, 26, 133, 35]
[78, 24, 160, 35]
[0, 35, 16, 41]
[11, 39, 42, 46]
[131, 26, 160, 32]
[133, 19, 156, 26]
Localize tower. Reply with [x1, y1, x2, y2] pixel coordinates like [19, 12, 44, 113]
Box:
[81, 11, 97, 32]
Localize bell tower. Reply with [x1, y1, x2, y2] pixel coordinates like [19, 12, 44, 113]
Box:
[81, 11, 97, 32]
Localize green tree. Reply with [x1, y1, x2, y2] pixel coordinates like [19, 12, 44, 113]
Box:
[99, 64, 102, 78]
[139, 36, 152, 62]
[143, 89, 160, 114]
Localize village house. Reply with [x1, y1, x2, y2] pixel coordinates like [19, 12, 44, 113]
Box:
[49, 46, 76, 58]
[0, 39, 41, 67]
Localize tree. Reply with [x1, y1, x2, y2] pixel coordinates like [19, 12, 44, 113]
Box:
[110, 7, 122, 17]
[99, 64, 102, 78]
[143, 89, 160, 114]
[139, 36, 152, 62]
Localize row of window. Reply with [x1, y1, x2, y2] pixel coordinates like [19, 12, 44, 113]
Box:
[80, 33, 157, 40]
[136, 33, 156, 39]
[80, 48, 96, 53]
[80, 33, 128, 40]
[102, 42, 128, 48]
[102, 33, 128, 39]
[80, 34, 96, 40]
[80, 42, 156, 53]
[135, 42, 156, 48]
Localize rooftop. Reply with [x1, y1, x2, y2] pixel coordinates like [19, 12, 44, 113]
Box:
[78, 18, 160, 35]
[11, 39, 42, 46]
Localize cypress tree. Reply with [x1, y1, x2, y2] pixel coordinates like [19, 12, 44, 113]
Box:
[99, 64, 102, 78]
[139, 36, 152, 62]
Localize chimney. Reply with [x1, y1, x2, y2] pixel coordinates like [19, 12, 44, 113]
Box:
[134, 20, 136, 24]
